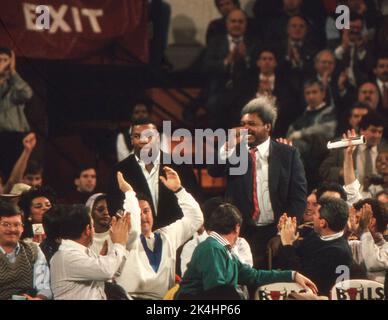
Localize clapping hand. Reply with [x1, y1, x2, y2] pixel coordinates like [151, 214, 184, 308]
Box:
[359, 203, 373, 233]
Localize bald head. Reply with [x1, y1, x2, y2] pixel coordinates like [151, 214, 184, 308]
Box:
[226, 9, 247, 38]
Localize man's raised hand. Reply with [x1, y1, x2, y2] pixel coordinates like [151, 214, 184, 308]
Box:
[159, 166, 181, 192]
[117, 171, 133, 193]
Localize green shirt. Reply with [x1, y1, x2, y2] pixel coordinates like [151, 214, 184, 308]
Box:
[177, 236, 293, 297]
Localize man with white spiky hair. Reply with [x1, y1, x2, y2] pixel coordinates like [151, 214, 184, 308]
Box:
[208, 96, 307, 269]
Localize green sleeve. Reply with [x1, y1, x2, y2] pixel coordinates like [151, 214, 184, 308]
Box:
[237, 259, 293, 287]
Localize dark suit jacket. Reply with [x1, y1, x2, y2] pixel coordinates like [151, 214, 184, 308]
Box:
[106, 153, 201, 230]
[207, 140, 307, 230]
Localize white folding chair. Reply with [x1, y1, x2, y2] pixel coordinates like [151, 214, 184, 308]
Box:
[330, 279, 385, 300]
[254, 282, 312, 300]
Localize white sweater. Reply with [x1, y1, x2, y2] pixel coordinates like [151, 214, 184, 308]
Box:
[115, 188, 203, 299]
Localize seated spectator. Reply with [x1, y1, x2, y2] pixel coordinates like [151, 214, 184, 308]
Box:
[40, 205, 63, 265]
[336, 101, 370, 136]
[64, 165, 97, 204]
[180, 197, 253, 277]
[368, 150, 388, 197]
[18, 186, 56, 243]
[206, 0, 241, 44]
[287, 79, 337, 180]
[275, 15, 319, 76]
[348, 200, 388, 283]
[0, 47, 33, 179]
[49, 202, 132, 300]
[0, 132, 36, 195]
[263, 0, 324, 47]
[0, 200, 51, 300]
[311, 49, 348, 110]
[85, 193, 112, 256]
[373, 54, 388, 117]
[320, 111, 388, 186]
[22, 161, 43, 188]
[252, 49, 304, 137]
[116, 98, 153, 162]
[114, 167, 203, 300]
[175, 202, 317, 300]
[277, 197, 353, 296]
[333, 13, 371, 87]
[288, 80, 337, 143]
[357, 82, 380, 110]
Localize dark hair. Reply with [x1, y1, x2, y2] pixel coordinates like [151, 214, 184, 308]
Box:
[132, 97, 153, 114]
[257, 48, 278, 62]
[0, 47, 11, 57]
[131, 118, 158, 128]
[376, 190, 388, 200]
[42, 205, 64, 240]
[201, 197, 225, 230]
[59, 204, 91, 240]
[303, 79, 325, 92]
[359, 111, 385, 131]
[318, 197, 349, 232]
[353, 198, 388, 233]
[136, 193, 153, 206]
[24, 161, 43, 176]
[74, 164, 96, 180]
[316, 182, 347, 201]
[215, 0, 240, 9]
[18, 186, 57, 238]
[350, 101, 370, 112]
[207, 203, 242, 234]
[0, 200, 22, 219]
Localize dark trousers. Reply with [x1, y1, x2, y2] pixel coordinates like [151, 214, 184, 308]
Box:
[243, 224, 277, 270]
[0, 131, 25, 180]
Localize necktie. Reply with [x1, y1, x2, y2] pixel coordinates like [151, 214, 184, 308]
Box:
[383, 83, 388, 110]
[364, 146, 373, 188]
[249, 148, 260, 221]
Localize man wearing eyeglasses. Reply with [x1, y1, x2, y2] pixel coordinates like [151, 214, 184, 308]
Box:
[0, 200, 51, 300]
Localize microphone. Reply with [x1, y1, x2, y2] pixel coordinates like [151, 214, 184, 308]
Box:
[327, 136, 366, 149]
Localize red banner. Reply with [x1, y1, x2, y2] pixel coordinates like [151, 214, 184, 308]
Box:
[0, 0, 148, 64]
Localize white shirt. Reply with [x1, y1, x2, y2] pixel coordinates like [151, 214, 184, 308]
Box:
[135, 153, 160, 215]
[116, 128, 133, 162]
[115, 188, 203, 300]
[320, 231, 344, 241]
[50, 240, 127, 300]
[259, 73, 275, 92]
[89, 230, 112, 257]
[227, 35, 243, 52]
[220, 138, 274, 226]
[49, 190, 140, 301]
[356, 144, 378, 187]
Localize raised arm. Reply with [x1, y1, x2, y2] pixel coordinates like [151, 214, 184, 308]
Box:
[160, 166, 204, 248]
[3, 132, 36, 193]
[117, 171, 141, 249]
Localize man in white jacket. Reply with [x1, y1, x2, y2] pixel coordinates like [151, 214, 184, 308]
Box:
[50, 193, 133, 300]
[114, 166, 204, 299]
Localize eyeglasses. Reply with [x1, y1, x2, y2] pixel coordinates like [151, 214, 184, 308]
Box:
[0, 221, 24, 229]
[31, 202, 52, 209]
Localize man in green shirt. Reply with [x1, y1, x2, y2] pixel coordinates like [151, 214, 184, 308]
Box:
[176, 202, 318, 300]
